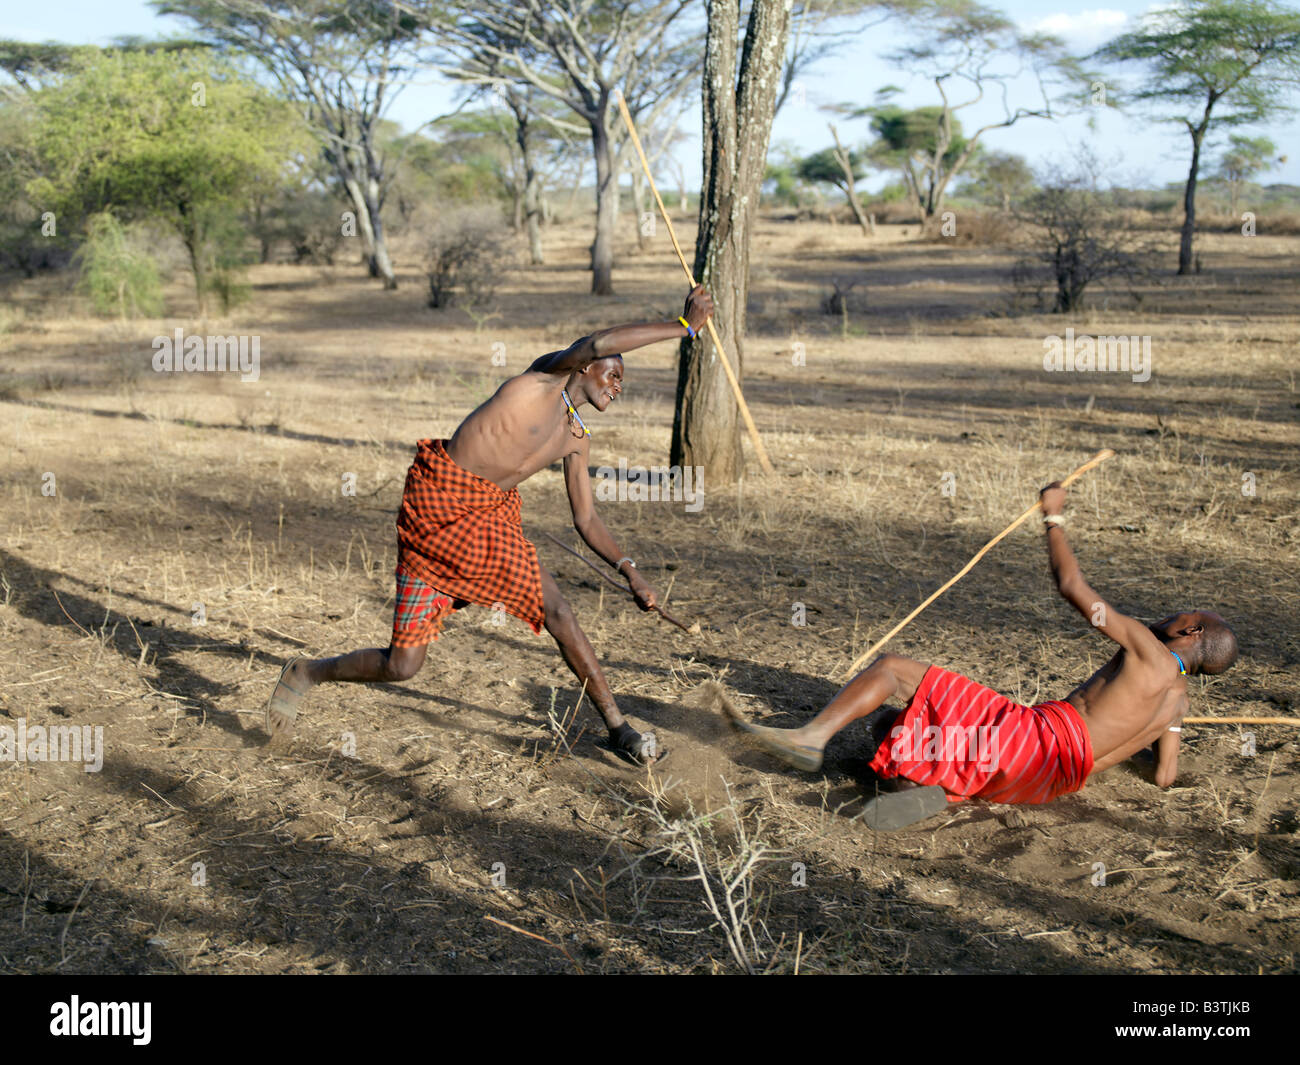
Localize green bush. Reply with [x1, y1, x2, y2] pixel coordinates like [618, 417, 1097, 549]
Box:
[76, 212, 163, 318]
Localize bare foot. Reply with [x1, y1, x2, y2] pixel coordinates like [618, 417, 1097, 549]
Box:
[266, 657, 311, 741]
[718, 700, 824, 772]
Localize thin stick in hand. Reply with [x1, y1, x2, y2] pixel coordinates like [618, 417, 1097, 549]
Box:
[541, 531, 697, 636]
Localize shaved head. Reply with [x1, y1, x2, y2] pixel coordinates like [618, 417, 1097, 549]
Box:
[1197, 614, 1238, 675]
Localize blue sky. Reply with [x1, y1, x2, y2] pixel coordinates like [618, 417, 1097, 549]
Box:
[6, 1, 1299, 192]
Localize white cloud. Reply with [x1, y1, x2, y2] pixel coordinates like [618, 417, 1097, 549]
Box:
[1022, 9, 1129, 46]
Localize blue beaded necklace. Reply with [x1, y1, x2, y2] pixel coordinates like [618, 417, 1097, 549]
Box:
[562, 388, 590, 437]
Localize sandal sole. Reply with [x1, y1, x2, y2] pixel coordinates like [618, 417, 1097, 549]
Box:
[858, 786, 949, 831]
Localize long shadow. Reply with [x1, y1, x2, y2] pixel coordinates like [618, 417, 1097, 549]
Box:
[363, 681, 564, 758]
[14, 341, 1295, 458]
[0, 549, 1280, 975]
[15, 561, 325, 665]
[2, 397, 416, 455]
[0, 751, 664, 973]
[0, 745, 1150, 974]
[0, 549, 275, 744]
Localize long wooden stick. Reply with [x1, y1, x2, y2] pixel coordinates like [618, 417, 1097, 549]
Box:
[842, 449, 1117, 679]
[614, 91, 775, 475]
[1183, 717, 1298, 726]
[541, 531, 697, 636]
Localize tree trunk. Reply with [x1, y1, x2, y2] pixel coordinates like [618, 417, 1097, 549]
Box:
[672, 0, 791, 483]
[185, 238, 207, 318]
[340, 147, 397, 290]
[589, 112, 619, 295]
[525, 172, 545, 265]
[631, 164, 650, 251]
[252, 196, 271, 263]
[363, 173, 397, 290]
[177, 206, 207, 317]
[342, 175, 379, 273]
[515, 116, 544, 264]
[901, 162, 925, 228]
[1179, 124, 1207, 275]
[829, 124, 870, 237]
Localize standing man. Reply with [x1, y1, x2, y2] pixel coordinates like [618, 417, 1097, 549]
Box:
[268, 285, 715, 765]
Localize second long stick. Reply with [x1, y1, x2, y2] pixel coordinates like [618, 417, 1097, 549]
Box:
[841, 449, 1117, 680]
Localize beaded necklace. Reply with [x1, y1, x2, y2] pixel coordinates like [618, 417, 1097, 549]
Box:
[562, 388, 591, 437]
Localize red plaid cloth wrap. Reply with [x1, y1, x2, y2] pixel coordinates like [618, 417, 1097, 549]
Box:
[391, 569, 456, 648]
[395, 439, 544, 638]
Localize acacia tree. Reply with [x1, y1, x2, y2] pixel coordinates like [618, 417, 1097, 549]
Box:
[852, 0, 1081, 231]
[436, 1, 702, 295]
[796, 126, 872, 232]
[862, 102, 968, 223]
[27, 47, 304, 312]
[1093, 0, 1300, 274]
[155, 0, 433, 290]
[0, 38, 212, 275]
[672, 0, 792, 482]
[428, 90, 580, 264]
[1215, 134, 1282, 217]
[0, 41, 90, 96]
[494, 85, 582, 264]
[964, 148, 1033, 210]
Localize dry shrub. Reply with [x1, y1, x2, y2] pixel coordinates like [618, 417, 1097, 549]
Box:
[821, 276, 866, 316]
[866, 200, 917, 225]
[423, 206, 514, 309]
[1196, 209, 1300, 235]
[925, 209, 1018, 246]
[1010, 168, 1157, 313]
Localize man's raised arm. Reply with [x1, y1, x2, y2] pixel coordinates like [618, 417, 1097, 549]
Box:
[529, 285, 714, 376]
[1039, 481, 1160, 659]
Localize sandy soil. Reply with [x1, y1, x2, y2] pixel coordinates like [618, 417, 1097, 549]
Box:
[0, 216, 1296, 973]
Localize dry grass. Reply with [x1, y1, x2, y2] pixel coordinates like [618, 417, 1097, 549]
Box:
[0, 216, 1296, 973]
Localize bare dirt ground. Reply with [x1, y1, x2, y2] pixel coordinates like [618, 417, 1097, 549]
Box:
[1, 216, 1297, 974]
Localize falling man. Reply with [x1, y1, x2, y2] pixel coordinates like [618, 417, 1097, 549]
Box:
[723, 480, 1238, 828]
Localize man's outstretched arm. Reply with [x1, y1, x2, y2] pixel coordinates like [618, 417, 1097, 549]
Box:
[1039, 482, 1162, 660]
[529, 284, 713, 376]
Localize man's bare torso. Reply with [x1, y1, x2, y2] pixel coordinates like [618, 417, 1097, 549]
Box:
[445, 372, 584, 491]
[1065, 643, 1186, 771]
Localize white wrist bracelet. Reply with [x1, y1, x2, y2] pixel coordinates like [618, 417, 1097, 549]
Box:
[616, 557, 635, 574]
[1043, 514, 1066, 527]
[1168, 726, 1181, 733]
